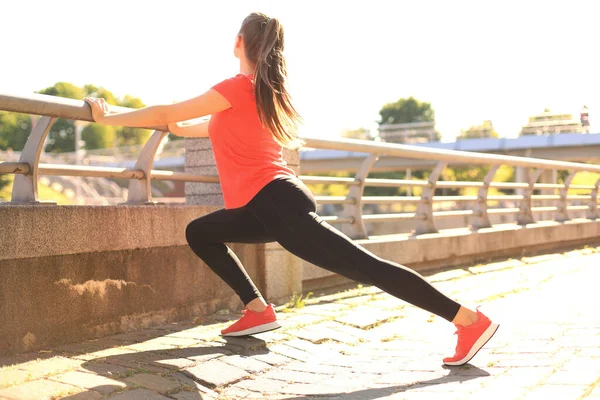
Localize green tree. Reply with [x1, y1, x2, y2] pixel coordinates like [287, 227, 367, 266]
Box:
[378, 97, 440, 141]
[38, 82, 83, 100]
[81, 123, 116, 150]
[116, 95, 152, 146]
[0, 174, 9, 192]
[340, 127, 371, 140]
[379, 97, 435, 125]
[83, 85, 117, 104]
[44, 118, 76, 153]
[36, 83, 154, 151]
[457, 120, 499, 140]
[0, 112, 32, 151]
[38, 82, 83, 153]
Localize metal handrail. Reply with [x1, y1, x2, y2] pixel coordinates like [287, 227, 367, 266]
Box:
[1, 92, 600, 238]
[301, 137, 600, 173]
[0, 93, 167, 132]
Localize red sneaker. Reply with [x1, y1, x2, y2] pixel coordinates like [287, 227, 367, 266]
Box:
[221, 304, 281, 337]
[443, 308, 499, 366]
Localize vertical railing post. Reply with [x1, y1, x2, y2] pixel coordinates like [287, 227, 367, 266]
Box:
[415, 161, 446, 235]
[341, 154, 379, 239]
[556, 171, 577, 222]
[587, 177, 600, 220]
[11, 116, 56, 204]
[471, 165, 500, 230]
[517, 168, 543, 225]
[126, 130, 168, 204]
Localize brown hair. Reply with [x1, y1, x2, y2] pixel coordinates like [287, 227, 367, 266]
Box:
[239, 12, 303, 149]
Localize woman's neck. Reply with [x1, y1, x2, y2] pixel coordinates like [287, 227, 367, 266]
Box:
[239, 58, 255, 76]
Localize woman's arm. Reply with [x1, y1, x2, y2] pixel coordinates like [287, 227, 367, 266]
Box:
[84, 89, 231, 127]
[168, 120, 210, 138]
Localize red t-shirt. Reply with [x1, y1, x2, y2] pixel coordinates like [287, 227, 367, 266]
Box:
[208, 74, 296, 209]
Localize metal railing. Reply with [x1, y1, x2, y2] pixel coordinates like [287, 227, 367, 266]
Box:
[1, 92, 600, 239]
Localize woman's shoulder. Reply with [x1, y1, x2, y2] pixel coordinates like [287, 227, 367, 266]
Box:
[214, 74, 253, 90]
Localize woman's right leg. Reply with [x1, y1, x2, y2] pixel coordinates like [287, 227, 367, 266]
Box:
[185, 207, 276, 306]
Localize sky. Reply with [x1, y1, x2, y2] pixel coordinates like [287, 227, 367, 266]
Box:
[1, 0, 598, 141]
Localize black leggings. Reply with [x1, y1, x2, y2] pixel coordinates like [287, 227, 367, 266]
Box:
[185, 177, 461, 322]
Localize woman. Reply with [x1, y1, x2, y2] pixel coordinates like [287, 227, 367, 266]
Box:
[84, 12, 498, 366]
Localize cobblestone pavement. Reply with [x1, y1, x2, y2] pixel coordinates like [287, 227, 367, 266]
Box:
[1, 246, 600, 400]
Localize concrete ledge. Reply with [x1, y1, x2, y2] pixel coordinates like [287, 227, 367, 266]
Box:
[0, 205, 265, 355]
[0, 205, 215, 261]
[302, 218, 600, 283]
[3, 203, 598, 356]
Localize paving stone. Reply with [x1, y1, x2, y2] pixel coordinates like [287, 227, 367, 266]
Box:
[150, 336, 203, 348]
[427, 268, 472, 282]
[109, 329, 166, 342]
[278, 313, 328, 328]
[521, 384, 589, 400]
[167, 345, 231, 362]
[102, 356, 172, 375]
[261, 368, 330, 384]
[0, 353, 49, 369]
[151, 356, 196, 370]
[301, 302, 352, 317]
[61, 390, 104, 399]
[287, 325, 354, 345]
[0, 378, 80, 399]
[221, 385, 255, 398]
[48, 370, 127, 395]
[217, 335, 269, 352]
[107, 388, 171, 399]
[73, 347, 138, 361]
[543, 369, 600, 386]
[163, 328, 215, 341]
[335, 308, 400, 330]
[588, 385, 600, 397]
[247, 351, 292, 366]
[124, 372, 181, 394]
[267, 344, 312, 362]
[521, 253, 565, 264]
[219, 354, 272, 373]
[17, 356, 84, 376]
[184, 358, 249, 388]
[54, 341, 105, 356]
[283, 361, 353, 375]
[467, 259, 524, 274]
[278, 382, 348, 396]
[77, 361, 133, 378]
[247, 330, 290, 344]
[233, 376, 289, 393]
[171, 389, 217, 400]
[168, 371, 221, 398]
[124, 340, 178, 352]
[4, 248, 600, 399]
[0, 368, 33, 387]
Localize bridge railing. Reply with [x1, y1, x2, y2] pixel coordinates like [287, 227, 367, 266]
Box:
[1, 92, 600, 239]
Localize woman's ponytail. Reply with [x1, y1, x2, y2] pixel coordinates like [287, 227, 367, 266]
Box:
[240, 13, 303, 149]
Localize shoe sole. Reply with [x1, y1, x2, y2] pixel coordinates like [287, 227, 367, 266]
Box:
[221, 321, 282, 337]
[444, 323, 500, 366]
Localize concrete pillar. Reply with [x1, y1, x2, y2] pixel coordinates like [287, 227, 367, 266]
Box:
[184, 138, 302, 304]
[185, 138, 224, 206]
[515, 166, 529, 197]
[538, 169, 556, 222]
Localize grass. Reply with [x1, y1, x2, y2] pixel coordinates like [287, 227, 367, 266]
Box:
[282, 292, 314, 312]
[0, 174, 76, 204]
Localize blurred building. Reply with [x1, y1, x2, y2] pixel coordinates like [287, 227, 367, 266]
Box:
[377, 121, 437, 143]
[520, 111, 585, 135]
[459, 120, 497, 139]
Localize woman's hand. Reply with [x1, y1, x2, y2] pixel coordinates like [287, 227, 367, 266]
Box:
[83, 97, 109, 123]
